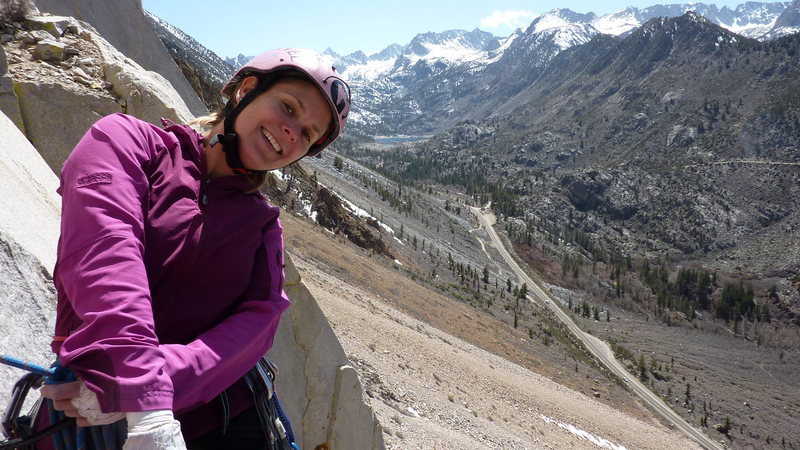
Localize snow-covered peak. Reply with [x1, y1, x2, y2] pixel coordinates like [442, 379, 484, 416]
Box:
[530, 9, 599, 33]
[334, 2, 794, 84]
[340, 56, 397, 81]
[765, 0, 800, 38]
[224, 54, 253, 70]
[549, 23, 601, 50]
[592, 2, 792, 37]
[403, 29, 498, 59]
[486, 29, 525, 63]
[592, 7, 643, 35]
[323, 48, 341, 60]
[372, 43, 404, 61]
[531, 12, 575, 33]
[731, 1, 791, 24]
[321, 1, 796, 133]
[336, 44, 407, 80]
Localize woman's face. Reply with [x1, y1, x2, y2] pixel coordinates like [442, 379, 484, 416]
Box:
[229, 76, 332, 172]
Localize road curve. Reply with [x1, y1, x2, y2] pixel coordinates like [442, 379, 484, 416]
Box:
[469, 206, 724, 450]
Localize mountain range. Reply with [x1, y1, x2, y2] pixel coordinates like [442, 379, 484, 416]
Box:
[146, 2, 800, 134]
[316, 1, 799, 135]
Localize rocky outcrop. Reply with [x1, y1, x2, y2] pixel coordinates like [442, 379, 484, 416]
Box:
[32, 0, 207, 117]
[0, 46, 23, 132]
[87, 24, 194, 126]
[314, 187, 394, 258]
[269, 257, 384, 449]
[262, 164, 395, 259]
[2, 13, 193, 173]
[560, 170, 640, 221]
[560, 170, 610, 213]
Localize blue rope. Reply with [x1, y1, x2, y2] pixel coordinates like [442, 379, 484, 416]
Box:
[0, 352, 81, 448]
[0, 354, 55, 377]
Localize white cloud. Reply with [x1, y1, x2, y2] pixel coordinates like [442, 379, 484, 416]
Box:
[480, 10, 536, 29]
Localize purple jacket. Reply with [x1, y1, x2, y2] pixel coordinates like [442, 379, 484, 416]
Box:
[52, 114, 290, 437]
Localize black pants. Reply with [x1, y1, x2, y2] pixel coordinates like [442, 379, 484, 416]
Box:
[186, 407, 265, 450]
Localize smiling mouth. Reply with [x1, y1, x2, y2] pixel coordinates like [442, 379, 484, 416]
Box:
[262, 128, 282, 153]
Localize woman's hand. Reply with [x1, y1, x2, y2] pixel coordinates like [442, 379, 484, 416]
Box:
[40, 381, 85, 425]
[40, 380, 125, 427]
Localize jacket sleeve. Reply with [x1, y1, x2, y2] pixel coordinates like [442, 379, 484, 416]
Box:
[159, 225, 291, 413]
[55, 114, 174, 413]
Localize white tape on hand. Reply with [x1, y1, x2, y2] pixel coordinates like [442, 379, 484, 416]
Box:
[123, 410, 186, 450]
[70, 381, 125, 426]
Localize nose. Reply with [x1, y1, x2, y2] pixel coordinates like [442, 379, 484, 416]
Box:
[282, 121, 299, 144]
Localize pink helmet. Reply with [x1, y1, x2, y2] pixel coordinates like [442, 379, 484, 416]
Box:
[222, 48, 351, 157]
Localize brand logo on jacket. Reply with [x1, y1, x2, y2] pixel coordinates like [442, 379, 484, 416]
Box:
[77, 172, 113, 187]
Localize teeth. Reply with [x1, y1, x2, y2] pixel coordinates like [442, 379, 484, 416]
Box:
[262, 128, 282, 152]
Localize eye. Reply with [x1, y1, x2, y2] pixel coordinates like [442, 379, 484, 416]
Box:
[283, 102, 294, 115]
[302, 131, 311, 143]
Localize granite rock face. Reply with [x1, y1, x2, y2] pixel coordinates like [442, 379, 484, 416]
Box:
[0, 110, 59, 274]
[268, 257, 385, 449]
[13, 80, 121, 173]
[0, 110, 60, 412]
[0, 46, 23, 133]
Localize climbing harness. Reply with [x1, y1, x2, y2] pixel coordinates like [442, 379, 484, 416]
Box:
[241, 357, 299, 450]
[3, 354, 299, 449]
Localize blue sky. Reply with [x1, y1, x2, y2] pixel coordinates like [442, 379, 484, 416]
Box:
[141, 0, 763, 58]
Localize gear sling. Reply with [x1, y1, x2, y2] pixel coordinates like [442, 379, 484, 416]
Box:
[1, 355, 298, 449]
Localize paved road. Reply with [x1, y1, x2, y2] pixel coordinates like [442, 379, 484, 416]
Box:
[470, 206, 724, 450]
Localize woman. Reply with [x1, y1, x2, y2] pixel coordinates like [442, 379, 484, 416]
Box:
[39, 48, 351, 448]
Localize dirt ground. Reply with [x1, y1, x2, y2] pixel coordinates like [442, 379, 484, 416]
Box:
[281, 212, 698, 449]
[579, 305, 800, 449]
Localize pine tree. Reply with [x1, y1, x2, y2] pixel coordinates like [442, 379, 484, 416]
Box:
[684, 383, 691, 406]
[637, 354, 647, 381]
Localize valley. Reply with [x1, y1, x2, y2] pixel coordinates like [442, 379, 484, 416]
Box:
[284, 139, 800, 448]
[279, 196, 695, 449]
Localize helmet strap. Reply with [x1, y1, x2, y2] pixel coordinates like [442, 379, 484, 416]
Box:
[211, 75, 275, 174]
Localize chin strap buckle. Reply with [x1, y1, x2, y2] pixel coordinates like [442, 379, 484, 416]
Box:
[209, 134, 223, 147]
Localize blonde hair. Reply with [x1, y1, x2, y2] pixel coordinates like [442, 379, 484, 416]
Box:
[188, 112, 224, 130]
